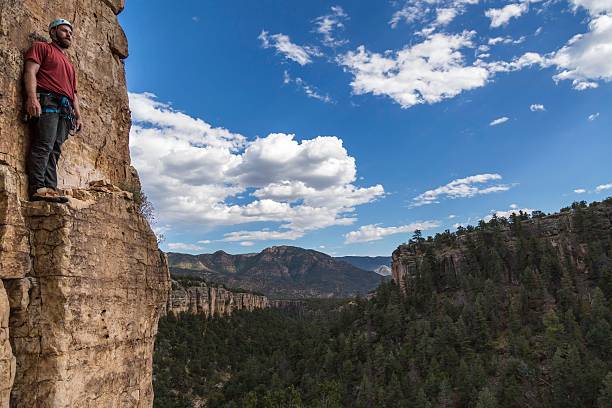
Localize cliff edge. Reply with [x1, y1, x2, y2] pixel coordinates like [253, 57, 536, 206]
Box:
[392, 200, 612, 294]
[0, 1, 170, 407]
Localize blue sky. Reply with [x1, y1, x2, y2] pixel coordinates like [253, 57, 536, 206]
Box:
[119, 0, 611, 256]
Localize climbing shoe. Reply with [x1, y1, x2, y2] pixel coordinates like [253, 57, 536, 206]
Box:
[31, 187, 69, 203]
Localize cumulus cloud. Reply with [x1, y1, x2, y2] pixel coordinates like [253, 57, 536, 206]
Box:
[412, 174, 512, 206]
[571, 0, 612, 16]
[596, 183, 612, 192]
[259, 30, 321, 65]
[340, 31, 490, 108]
[344, 221, 440, 244]
[503, 1, 612, 90]
[167, 242, 206, 252]
[530, 104, 546, 111]
[588, 112, 600, 120]
[436, 7, 459, 25]
[485, 2, 529, 28]
[574, 188, 587, 193]
[314, 5, 349, 47]
[548, 13, 612, 89]
[129, 92, 384, 242]
[222, 229, 304, 242]
[490, 116, 509, 126]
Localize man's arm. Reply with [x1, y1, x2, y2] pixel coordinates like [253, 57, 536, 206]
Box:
[23, 60, 41, 117]
[73, 92, 83, 132]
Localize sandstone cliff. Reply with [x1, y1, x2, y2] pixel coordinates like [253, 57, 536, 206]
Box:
[392, 200, 612, 293]
[165, 279, 270, 318]
[0, 1, 170, 407]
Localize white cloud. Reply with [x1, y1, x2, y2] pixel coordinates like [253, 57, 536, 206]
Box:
[490, 116, 509, 126]
[167, 242, 206, 252]
[488, 36, 526, 45]
[283, 71, 334, 103]
[487, 2, 612, 91]
[571, 0, 612, 16]
[191, 16, 200, 23]
[197, 240, 211, 244]
[588, 112, 600, 120]
[390, 0, 479, 29]
[314, 5, 349, 47]
[574, 188, 587, 193]
[344, 221, 440, 244]
[436, 7, 459, 25]
[340, 31, 490, 108]
[240, 241, 255, 247]
[258, 30, 321, 65]
[389, 0, 431, 28]
[595, 183, 612, 192]
[448, 214, 457, 219]
[530, 104, 546, 111]
[485, 2, 529, 28]
[222, 229, 304, 242]
[573, 80, 599, 90]
[129, 93, 384, 242]
[483, 206, 534, 222]
[412, 173, 512, 206]
[548, 13, 612, 89]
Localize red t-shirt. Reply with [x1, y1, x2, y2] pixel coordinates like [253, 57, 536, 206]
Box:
[24, 41, 77, 102]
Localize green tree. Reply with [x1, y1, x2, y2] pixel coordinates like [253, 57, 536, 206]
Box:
[475, 386, 498, 408]
[598, 372, 612, 408]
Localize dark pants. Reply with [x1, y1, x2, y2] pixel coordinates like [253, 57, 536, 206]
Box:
[28, 98, 70, 195]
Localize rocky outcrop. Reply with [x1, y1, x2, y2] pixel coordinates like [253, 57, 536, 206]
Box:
[0, 1, 170, 407]
[165, 279, 269, 318]
[0, 0, 137, 190]
[392, 201, 612, 293]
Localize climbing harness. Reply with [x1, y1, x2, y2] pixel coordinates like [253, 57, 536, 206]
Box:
[38, 91, 78, 135]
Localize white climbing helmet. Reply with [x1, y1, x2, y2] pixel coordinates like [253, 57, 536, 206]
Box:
[48, 18, 73, 31]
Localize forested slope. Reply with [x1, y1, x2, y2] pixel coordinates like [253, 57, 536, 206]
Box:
[153, 199, 612, 408]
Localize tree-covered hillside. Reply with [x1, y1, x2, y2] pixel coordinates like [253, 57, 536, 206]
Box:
[153, 199, 612, 407]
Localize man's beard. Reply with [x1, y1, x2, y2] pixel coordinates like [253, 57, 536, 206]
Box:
[51, 33, 71, 49]
[57, 38, 71, 49]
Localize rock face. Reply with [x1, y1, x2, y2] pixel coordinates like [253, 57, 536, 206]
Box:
[165, 279, 270, 318]
[0, 1, 170, 407]
[392, 201, 612, 293]
[168, 246, 382, 299]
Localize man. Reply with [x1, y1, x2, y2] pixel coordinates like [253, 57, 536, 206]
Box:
[23, 18, 82, 203]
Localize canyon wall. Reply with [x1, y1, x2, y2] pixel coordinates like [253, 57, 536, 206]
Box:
[165, 280, 270, 318]
[0, 1, 170, 407]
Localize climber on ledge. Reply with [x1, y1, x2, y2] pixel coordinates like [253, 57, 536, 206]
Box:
[23, 18, 82, 203]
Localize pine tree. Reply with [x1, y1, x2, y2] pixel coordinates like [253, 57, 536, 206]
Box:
[475, 386, 498, 408]
[598, 372, 612, 408]
[414, 387, 432, 408]
[437, 378, 453, 408]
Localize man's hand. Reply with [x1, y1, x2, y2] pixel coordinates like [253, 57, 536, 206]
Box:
[75, 117, 83, 132]
[25, 95, 42, 117]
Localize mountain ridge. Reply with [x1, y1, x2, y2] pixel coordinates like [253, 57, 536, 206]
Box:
[167, 245, 382, 299]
